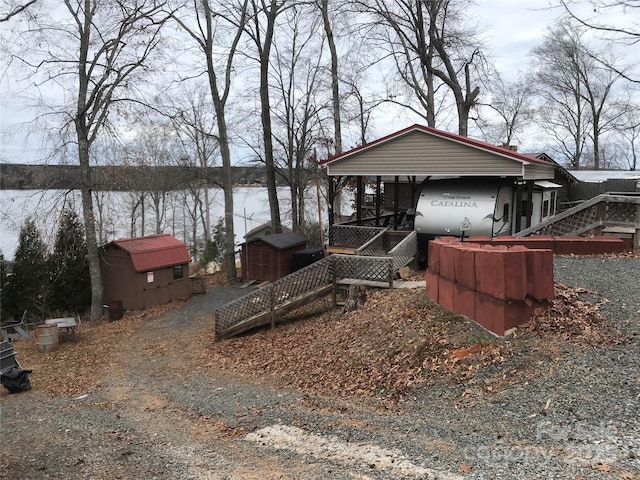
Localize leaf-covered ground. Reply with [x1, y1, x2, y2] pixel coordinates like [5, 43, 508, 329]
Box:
[209, 282, 624, 405]
[10, 273, 625, 407]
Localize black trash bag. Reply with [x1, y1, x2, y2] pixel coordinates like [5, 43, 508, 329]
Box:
[0, 366, 33, 393]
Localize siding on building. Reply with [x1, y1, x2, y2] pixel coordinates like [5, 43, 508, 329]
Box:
[100, 234, 191, 311]
[324, 125, 556, 180]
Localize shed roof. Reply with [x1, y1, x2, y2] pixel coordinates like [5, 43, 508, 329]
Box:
[321, 124, 557, 180]
[104, 234, 191, 272]
[247, 232, 307, 250]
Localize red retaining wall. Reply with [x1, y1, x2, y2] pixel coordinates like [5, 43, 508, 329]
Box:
[464, 235, 627, 255]
[425, 234, 627, 335]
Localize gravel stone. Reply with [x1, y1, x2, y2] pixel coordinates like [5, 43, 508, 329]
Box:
[1, 257, 638, 479]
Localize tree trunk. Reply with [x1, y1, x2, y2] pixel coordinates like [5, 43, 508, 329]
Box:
[259, 1, 282, 234]
[77, 133, 104, 321]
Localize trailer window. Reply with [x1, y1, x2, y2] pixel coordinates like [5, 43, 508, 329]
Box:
[543, 199, 550, 218]
[503, 203, 509, 222]
[550, 191, 556, 215]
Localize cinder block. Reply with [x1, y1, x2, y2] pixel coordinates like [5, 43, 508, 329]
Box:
[426, 270, 439, 302]
[454, 283, 476, 319]
[453, 246, 478, 290]
[428, 240, 441, 273]
[587, 237, 626, 254]
[438, 236, 460, 244]
[475, 249, 528, 301]
[521, 235, 555, 251]
[438, 276, 455, 312]
[475, 249, 506, 299]
[503, 249, 528, 300]
[504, 297, 539, 331]
[440, 244, 457, 281]
[525, 249, 555, 300]
[466, 236, 491, 245]
[493, 235, 555, 252]
[491, 236, 520, 247]
[475, 292, 533, 336]
[554, 236, 590, 255]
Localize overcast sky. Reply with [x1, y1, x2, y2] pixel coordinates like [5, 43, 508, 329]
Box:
[0, 0, 636, 164]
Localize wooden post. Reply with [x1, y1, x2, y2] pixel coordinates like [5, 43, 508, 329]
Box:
[356, 176, 363, 225]
[635, 201, 640, 250]
[331, 256, 338, 307]
[269, 286, 276, 330]
[328, 176, 335, 227]
[393, 175, 400, 229]
[525, 180, 534, 229]
[515, 182, 523, 233]
[375, 176, 382, 227]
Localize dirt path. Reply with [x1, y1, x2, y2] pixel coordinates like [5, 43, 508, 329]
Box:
[2, 261, 639, 479]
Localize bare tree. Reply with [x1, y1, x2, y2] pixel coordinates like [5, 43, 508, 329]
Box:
[317, 0, 342, 155]
[243, 0, 293, 234]
[270, 4, 326, 231]
[360, 0, 487, 136]
[7, 1, 171, 319]
[478, 77, 534, 146]
[532, 22, 627, 168]
[172, 0, 248, 278]
[170, 86, 221, 241]
[0, 0, 37, 22]
[125, 121, 181, 235]
[557, 0, 639, 83]
[617, 100, 640, 170]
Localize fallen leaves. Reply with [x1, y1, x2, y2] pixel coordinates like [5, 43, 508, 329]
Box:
[524, 283, 624, 346]
[7, 276, 626, 414]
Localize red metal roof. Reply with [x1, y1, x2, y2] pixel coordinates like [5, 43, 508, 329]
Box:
[106, 234, 191, 272]
[320, 124, 554, 167]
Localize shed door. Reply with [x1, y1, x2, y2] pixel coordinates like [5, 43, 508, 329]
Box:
[255, 246, 273, 281]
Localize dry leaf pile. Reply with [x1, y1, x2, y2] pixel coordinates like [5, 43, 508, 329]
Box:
[210, 283, 623, 404]
[211, 289, 509, 403]
[7, 275, 623, 406]
[525, 283, 623, 345]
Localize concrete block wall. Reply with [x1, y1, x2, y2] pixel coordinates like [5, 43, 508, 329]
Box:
[464, 235, 627, 255]
[426, 237, 554, 336]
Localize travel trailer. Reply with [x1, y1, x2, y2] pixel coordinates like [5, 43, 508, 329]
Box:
[414, 177, 561, 251]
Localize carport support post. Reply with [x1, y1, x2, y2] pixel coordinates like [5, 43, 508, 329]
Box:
[375, 176, 382, 227]
[356, 175, 363, 225]
[635, 201, 640, 250]
[328, 176, 335, 227]
[525, 180, 534, 229]
[393, 176, 400, 229]
[515, 181, 523, 233]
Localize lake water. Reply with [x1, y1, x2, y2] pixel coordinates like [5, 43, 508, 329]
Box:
[0, 186, 338, 260]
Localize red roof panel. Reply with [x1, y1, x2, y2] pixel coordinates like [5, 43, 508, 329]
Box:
[107, 234, 191, 272]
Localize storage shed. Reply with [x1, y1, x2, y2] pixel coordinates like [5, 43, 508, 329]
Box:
[100, 234, 192, 311]
[241, 232, 307, 282]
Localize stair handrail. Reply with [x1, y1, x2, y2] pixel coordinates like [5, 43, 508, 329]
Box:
[515, 192, 640, 237]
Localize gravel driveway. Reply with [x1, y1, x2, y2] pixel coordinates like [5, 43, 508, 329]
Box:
[1, 258, 639, 479]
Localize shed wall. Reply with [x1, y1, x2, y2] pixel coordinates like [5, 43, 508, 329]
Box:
[100, 246, 190, 311]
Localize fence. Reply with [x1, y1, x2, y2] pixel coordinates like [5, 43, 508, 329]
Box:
[516, 193, 640, 237]
[328, 224, 386, 249]
[215, 252, 411, 339]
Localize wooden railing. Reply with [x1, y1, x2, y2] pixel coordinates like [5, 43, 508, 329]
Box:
[515, 193, 640, 237]
[389, 230, 417, 270]
[214, 225, 420, 339]
[327, 224, 386, 249]
[215, 253, 404, 339]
